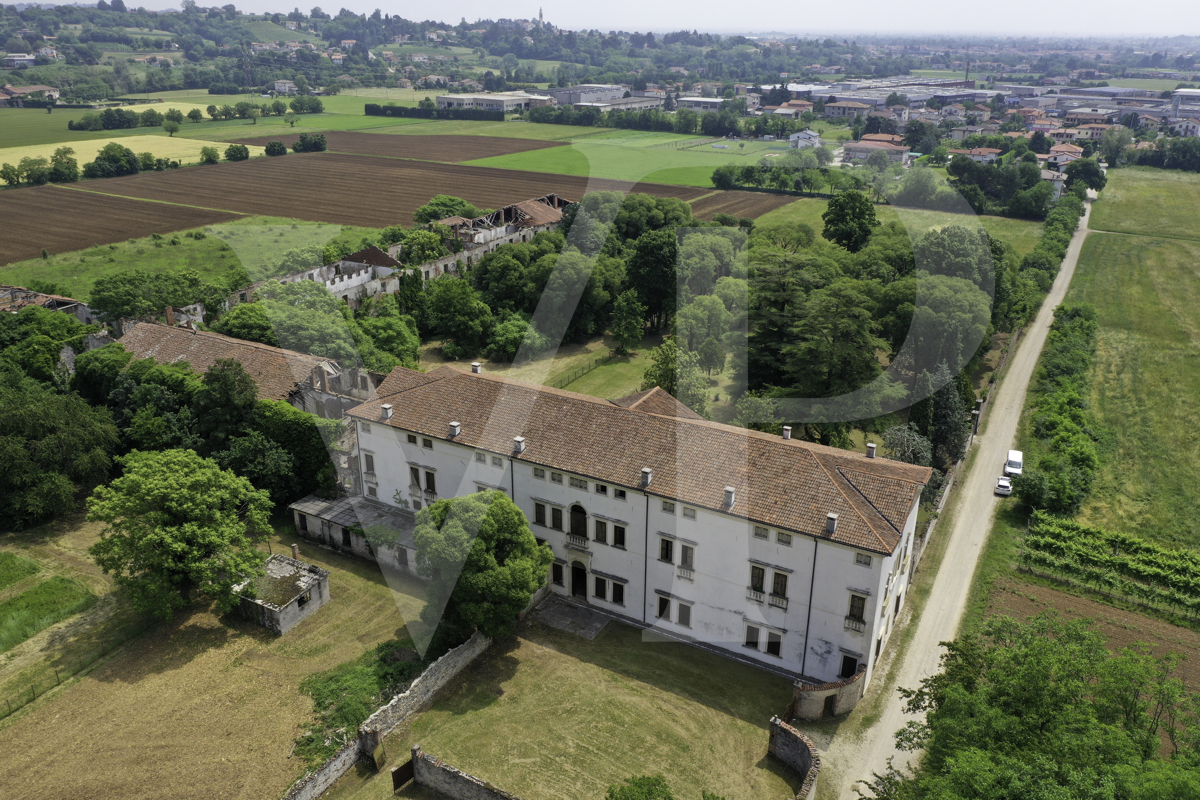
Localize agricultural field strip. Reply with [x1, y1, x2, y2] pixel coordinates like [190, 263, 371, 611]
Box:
[53, 183, 250, 215]
[0, 187, 242, 266]
[0, 135, 265, 168]
[39, 152, 710, 230]
[229, 131, 569, 163]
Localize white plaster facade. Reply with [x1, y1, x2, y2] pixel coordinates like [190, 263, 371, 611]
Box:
[351, 417, 920, 686]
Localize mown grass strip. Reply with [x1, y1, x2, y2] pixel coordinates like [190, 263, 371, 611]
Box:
[0, 576, 97, 653]
[0, 553, 40, 592]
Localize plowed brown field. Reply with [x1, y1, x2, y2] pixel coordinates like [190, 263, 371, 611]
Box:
[688, 191, 797, 221]
[0, 187, 241, 266]
[232, 131, 567, 162]
[59, 153, 710, 229]
[987, 578, 1200, 689]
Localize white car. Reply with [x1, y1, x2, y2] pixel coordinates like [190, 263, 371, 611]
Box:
[995, 476, 1013, 496]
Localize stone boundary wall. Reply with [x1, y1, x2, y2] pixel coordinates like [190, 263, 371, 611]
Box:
[358, 631, 491, 751]
[280, 741, 360, 800]
[792, 666, 867, 720]
[768, 716, 821, 800]
[411, 745, 525, 800]
[278, 632, 492, 800]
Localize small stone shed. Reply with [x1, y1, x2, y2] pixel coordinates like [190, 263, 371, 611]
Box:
[236, 553, 331, 635]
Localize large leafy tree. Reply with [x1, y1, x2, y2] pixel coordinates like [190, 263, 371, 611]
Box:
[192, 358, 259, 452]
[88, 449, 271, 620]
[627, 228, 679, 330]
[822, 190, 879, 252]
[862, 613, 1200, 800]
[610, 289, 646, 355]
[0, 377, 120, 530]
[640, 336, 708, 417]
[413, 491, 553, 639]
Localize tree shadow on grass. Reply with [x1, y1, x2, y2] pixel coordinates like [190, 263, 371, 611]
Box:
[518, 617, 794, 729]
[87, 604, 242, 685]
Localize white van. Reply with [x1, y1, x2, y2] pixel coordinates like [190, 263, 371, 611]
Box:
[1004, 450, 1024, 477]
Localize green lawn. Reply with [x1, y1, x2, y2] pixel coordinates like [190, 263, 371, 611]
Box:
[325, 619, 799, 800]
[240, 19, 325, 44]
[1066, 232, 1200, 547]
[756, 197, 1045, 257]
[1089, 168, 1200, 242]
[0, 576, 96, 653]
[383, 119, 622, 141]
[558, 339, 661, 397]
[0, 216, 381, 300]
[0, 553, 39, 592]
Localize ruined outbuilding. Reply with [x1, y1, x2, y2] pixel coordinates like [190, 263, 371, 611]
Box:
[236, 552, 330, 635]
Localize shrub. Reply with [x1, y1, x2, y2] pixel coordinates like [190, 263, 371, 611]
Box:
[199, 146, 219, 165]
[291, 132, 327, 153]
[263, 140, 287, 157]
[224, 144, 250, 162]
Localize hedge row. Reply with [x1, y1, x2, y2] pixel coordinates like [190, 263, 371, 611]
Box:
[364, 104, 504, 121]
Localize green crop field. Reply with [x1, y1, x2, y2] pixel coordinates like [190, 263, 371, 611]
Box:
[756, 197, 1044, 257]
[0, 216, 381, 300]
[1105, 78, 1189, 91]
[240, 19, 325, 44]
[1066, 230, 1200, 547]
[1089, 167, 1200, 241]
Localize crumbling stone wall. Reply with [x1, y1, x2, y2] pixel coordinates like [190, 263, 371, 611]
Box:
[411, 745, 525, 800]
[768, 716, 821, 800]
[358, 631, 491, 752]
[279, 741, 360, 800]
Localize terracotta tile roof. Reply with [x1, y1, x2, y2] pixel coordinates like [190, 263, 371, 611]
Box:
[612, 386, 705, 420]
[349, 368, 931, 554]
[118, 322, 328, 401]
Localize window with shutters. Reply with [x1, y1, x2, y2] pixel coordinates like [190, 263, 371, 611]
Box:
[766, 631, 782, 657]
[662, 501, 675, 513]
[750, 566, 765, 593]
[855, 553, 872, 567]
[594, 520, 607, 544]
[753, 525, 769, 540]
[425, 471, 436, 494]
[409, 466, 421, 487]
[551, 507, 563, 530]
[593, 577, 607, 601]
[533, 467, 545, 479]
[680, 544, 694, 569]
[492, 456, 503, 468]
[551, 472, 563, 484]
[535, 503, 546, 526]
[682, 507, 696, 520]
[422, 438, 433, 449]
[745, 625, 760, 649]
[777, 531, 793, 546]
[849, 594, 867, 622]
[569, 476, 587, 490]
[407, 434, 417, 444]
[363, 453, 375, 474]
[677, 603, 691, 628]
[659, 538, 674, 563]
[772, 572, 789, 598]
[614, 525, 626, 549]
[657, 596, 670, 619]
[475, 452, 486, 463]
[612, 582, 625, 606]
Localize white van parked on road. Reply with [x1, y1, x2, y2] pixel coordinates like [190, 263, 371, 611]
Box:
[1004, 450, 1024, 477]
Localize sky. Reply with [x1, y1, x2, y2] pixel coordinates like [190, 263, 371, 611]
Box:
[130, 0, 1200, 39]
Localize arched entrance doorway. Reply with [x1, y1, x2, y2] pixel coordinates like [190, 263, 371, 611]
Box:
[571, 560, 587, 599]
[569, 504, 587, 538]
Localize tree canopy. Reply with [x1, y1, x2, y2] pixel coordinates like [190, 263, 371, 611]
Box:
[87, 449, 272, 620]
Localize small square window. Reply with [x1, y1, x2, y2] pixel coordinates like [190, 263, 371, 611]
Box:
[745, 625, 760, 649]
[492, 456, 504, 468]
[657, 596, 670, 619]
[535, 503, 546, 526]
[766, 631, 782, 657]
[596, 484, 608, 495]
[534, 467, 546, 479]
[407, 434, 417, 444]
[662, 501, 675, 514]
[677, 603, 691, 627]
[475, 452, 486, 463]
[753, 525, 769, 540]
[612, 582, 625, 606]
[422, 438, 433, 449]
[594, 520, 607, 544]
[569, 476, 587, 490]
[551, 472, 563, 484]
[777, 531, 793, 546]
[366, 485, 377, 497]
[615, 488, 627, 500]
[855, 553, 873, 567]
[614, 525, 626, 549]
[360, 422, 371, 433]
[413, 500, 422, 510]
[594, 576, 607, 600]
[682, 507, 696, 520]
[659, 538, 674, 563]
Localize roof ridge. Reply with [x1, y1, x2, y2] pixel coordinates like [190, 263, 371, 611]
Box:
[137, 322, 331, 363]
[811, 452, 894, 550]
[835, 465, 904, 537]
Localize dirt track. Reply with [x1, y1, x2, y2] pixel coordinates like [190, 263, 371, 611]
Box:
[820, 200, 1096, 797]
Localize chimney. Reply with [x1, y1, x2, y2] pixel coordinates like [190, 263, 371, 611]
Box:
[381, 404, 393, 420]
[450, 421, 461, 437]
[291, 543, 300, 559]
[782, 426, 792, 440]
[825, 513, 839, 535]
[165, 306, 175, 326]
[470, 362, 482, 374]
[641, 467, 653, 487]
[513, 436, 526, 454]
[867, 443, 877, 459]
[724, 486, 736, 507]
